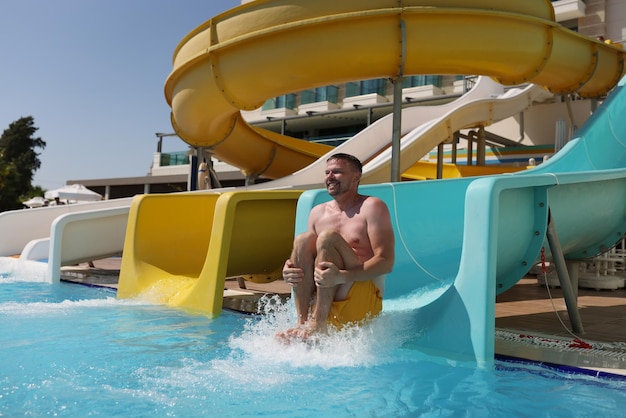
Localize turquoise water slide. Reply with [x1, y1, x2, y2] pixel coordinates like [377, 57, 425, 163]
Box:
[295, 76, 626, 367]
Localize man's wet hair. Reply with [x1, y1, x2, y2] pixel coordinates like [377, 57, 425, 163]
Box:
[327, 153, 363, 173]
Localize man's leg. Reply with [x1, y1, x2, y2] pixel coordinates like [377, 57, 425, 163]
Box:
[309, 230, 362, 331]
[288, 232, 317, 325]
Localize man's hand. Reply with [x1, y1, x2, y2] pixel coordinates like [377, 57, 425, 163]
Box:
[283, 259, 304, 287]
[314, 261, 345, 288]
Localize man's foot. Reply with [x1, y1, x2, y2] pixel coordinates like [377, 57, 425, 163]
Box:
[275, 320, 327, 344]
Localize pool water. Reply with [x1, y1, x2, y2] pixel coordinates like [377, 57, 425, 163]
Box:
[2, 276, 626, 417]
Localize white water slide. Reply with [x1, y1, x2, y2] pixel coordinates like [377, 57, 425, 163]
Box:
[0, 77, 549, 281]
[246, 76, 551, 190]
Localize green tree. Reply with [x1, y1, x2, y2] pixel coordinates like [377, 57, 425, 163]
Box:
[0, 116, 46, 211]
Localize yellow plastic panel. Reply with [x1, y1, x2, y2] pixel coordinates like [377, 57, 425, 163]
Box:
[118, 190, 302, 317]
[117, 193, 221, 300]
[168, 190, 302, 315]
[402, 162, 526, 180]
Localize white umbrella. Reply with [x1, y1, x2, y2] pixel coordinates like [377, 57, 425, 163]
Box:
[22, 196, 47, 208]
[44, 184, 102, 202]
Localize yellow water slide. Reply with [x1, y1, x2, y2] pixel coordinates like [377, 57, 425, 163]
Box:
[117, 190, 302, 314]
[401, 161, 526, 181]
[165, 0, 625, 180]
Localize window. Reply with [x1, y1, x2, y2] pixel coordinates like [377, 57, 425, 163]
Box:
[262, 93, 296, 110]
[300, 86, 339, 105]
[345, 78, 388, 97]
[160, 151, 188, 167]
[403, 75, 442, 88]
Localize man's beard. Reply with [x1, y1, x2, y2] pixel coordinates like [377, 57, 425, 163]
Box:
[326, 180, 344, 196]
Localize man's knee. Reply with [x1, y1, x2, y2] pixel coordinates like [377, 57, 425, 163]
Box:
[316, 229, 342, 248]
[293, 231, 317, 251]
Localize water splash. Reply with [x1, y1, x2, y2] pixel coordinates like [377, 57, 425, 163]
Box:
[208, 296, 415, 383]
[384, 280, 453, 311]
[0, 296, 149, 317]
[0, 257, 48, 282]
[135, 276, 196, 305]
[130, 294, 425, 407]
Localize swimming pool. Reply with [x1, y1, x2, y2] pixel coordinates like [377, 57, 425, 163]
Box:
[2, 275, 626, 417]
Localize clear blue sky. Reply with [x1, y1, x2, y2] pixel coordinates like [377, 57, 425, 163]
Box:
[0, 0, 241, 191]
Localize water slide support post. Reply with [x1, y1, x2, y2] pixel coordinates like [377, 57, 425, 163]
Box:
[546, 210, 585, 334]
[390, 17, 406, 182]
[188, 151, 199, 191]
[391, 78, 403, 182]
[467, 131, 475, 166]
[477, 126, 486, 165]
[436, 143, 444, 179]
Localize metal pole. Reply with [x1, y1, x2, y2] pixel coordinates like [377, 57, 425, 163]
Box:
[189, 153, 198, 191]
[391, 17, 406, 183]
[436, 143, 444, 179]
[546, 212, 584, 334]
[477, 126, 486, 165]
[467, 131, 474, 166]
[452, 132, 458, 164]
[391, 78, 403, 182]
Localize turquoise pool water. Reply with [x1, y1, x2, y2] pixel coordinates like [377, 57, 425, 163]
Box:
[2, 274, 626, 417]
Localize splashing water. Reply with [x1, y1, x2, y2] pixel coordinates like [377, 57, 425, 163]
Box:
[224, 295, 415, 372]
[0, 257, 48, 282]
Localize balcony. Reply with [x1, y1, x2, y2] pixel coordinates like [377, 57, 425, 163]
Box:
[298, 86, 340, 115]
[551, 0, 586, 22]
[261, 93, 297, 118]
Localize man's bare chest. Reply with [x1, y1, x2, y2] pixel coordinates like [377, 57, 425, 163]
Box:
[316, 213, 369, 245]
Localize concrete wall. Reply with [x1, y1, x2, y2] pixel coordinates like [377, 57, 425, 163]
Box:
[485, 99, 595, 147]
[607, 0, 626, 45]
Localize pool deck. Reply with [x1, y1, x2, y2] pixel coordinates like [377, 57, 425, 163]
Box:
[60, 258, 626, 377]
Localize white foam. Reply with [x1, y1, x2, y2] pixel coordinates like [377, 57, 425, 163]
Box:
[0, 257, 48, 282]
[194, 295, 416, 387]
[139, 313, 416, 393]
[137, 310, 422, 401]
[0, 297, 147, 316]
[384, 281, 453, 311]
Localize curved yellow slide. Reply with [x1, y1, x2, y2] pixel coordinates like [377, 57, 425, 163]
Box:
[165, 0, 625, 180]
[117, 190, 302, 314]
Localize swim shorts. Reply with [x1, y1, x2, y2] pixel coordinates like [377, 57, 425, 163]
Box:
[328, 280, 382, 328]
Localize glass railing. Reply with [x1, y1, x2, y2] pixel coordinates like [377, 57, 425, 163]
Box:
[262, 93, 297, 110]
[300, 85, 339, 105]
[403, 75, 443, 88]
[345, 78, 388, 97]
[160, 151, 188, 166]
[309, 136, 352, 147]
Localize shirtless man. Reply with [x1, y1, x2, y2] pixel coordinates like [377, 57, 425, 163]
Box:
[278, 153, 395, 341]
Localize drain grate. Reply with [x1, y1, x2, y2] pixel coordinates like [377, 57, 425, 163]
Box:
[496, 329, 626, 366]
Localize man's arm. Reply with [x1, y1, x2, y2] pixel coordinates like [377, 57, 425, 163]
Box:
[351, 197, 394, 280]
[364, 197, 395, 274]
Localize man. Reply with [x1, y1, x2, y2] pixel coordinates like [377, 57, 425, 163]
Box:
[277, 153, 395, 341]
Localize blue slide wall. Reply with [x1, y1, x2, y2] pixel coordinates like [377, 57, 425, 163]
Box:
[294, 76, 626, 366]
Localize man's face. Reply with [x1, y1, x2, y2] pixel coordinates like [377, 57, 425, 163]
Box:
[324, 158, 359, 196]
